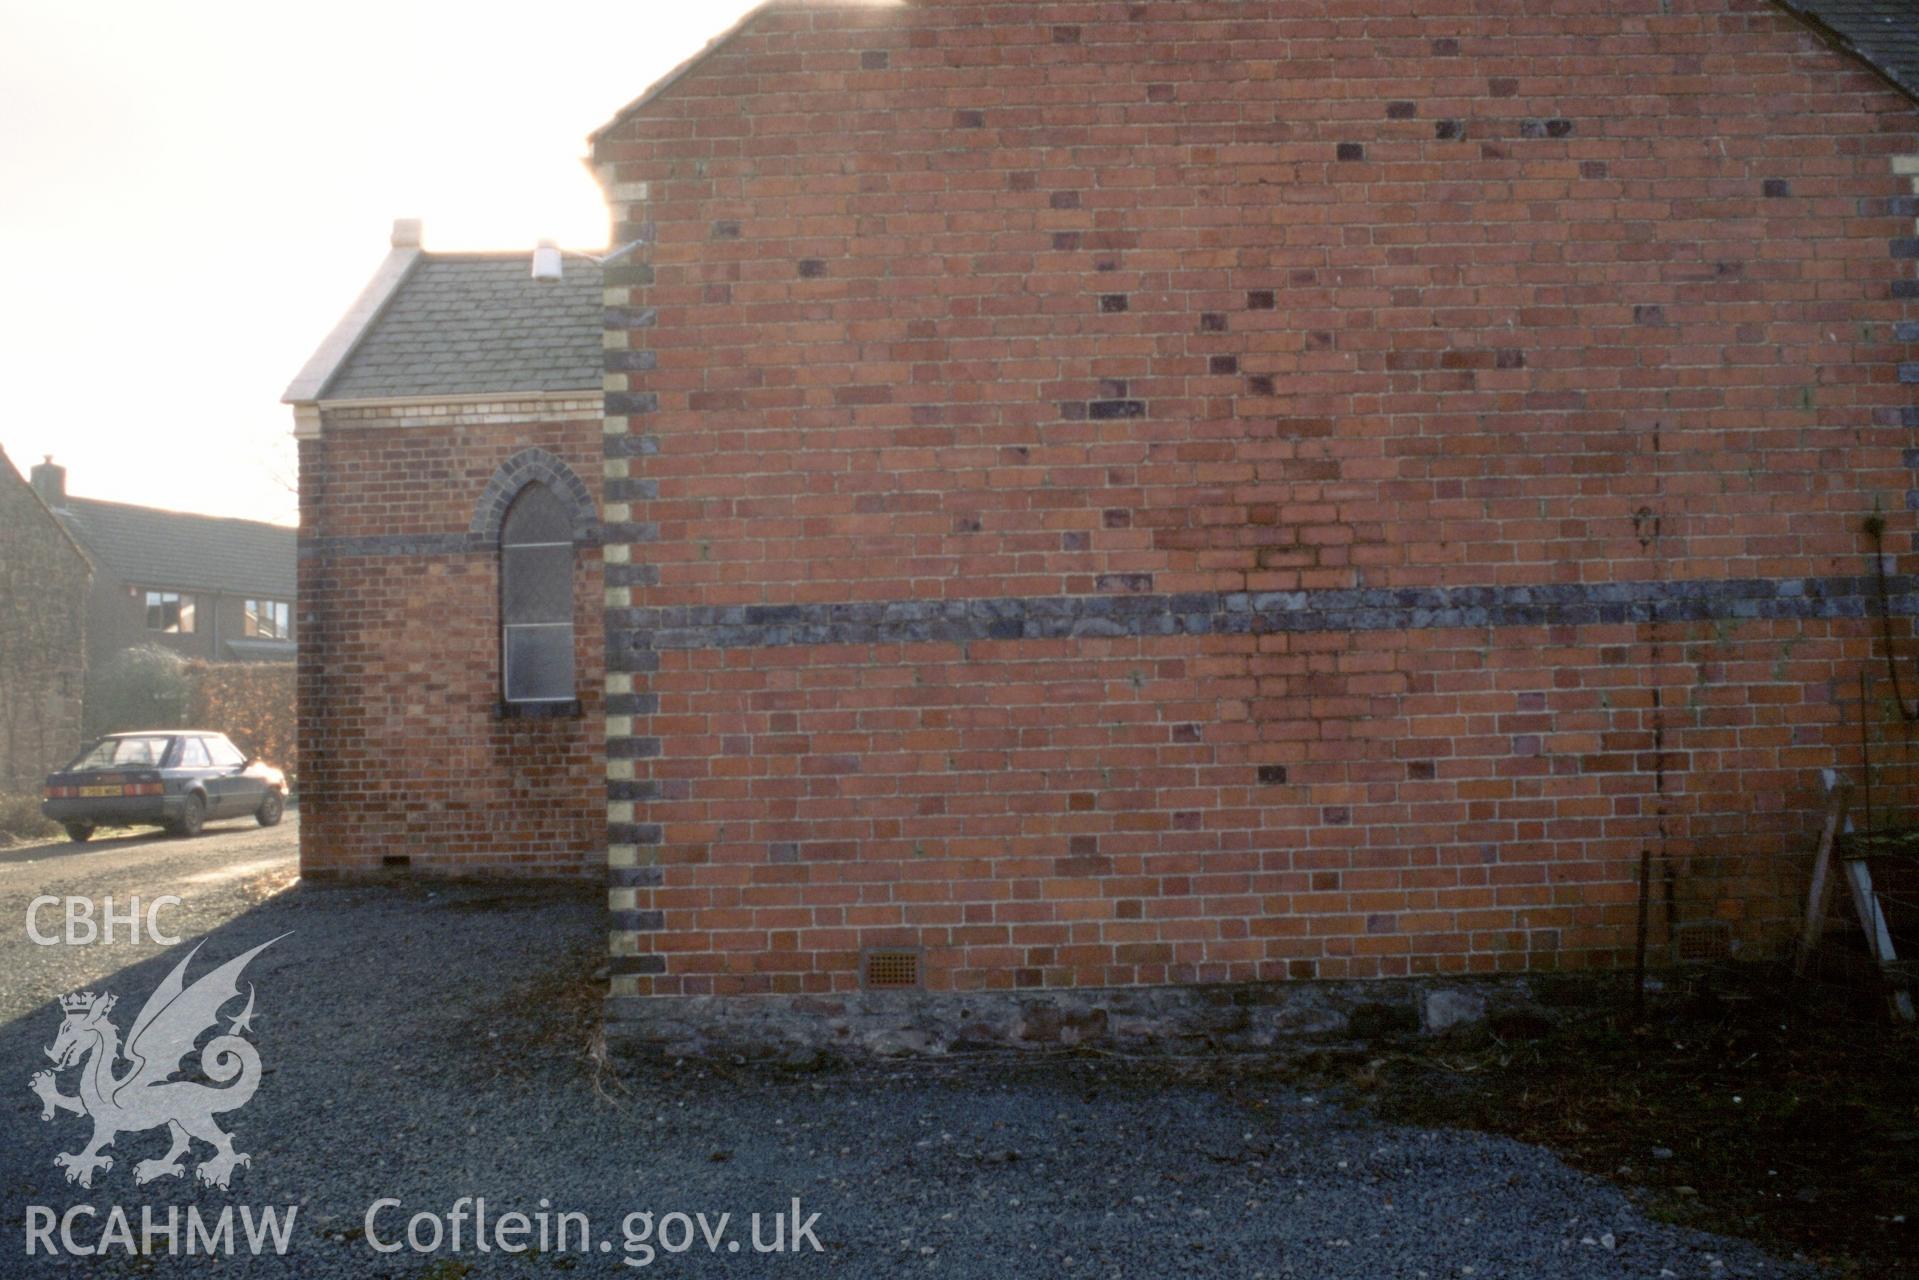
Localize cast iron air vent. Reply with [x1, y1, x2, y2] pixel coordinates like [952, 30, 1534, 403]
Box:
[863, 949, 922, 990]
[1673, 920, 1733, 964]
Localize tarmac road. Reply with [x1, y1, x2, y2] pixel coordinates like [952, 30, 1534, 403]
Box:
[0, 815, 299, 1027]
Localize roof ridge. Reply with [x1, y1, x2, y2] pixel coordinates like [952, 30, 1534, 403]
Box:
[306, 247, 603, 403]
[417, 249, 607, 261]
[62, 494, 295, 531]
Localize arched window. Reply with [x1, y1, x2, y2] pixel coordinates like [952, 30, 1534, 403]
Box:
[500, 482, 576, 705]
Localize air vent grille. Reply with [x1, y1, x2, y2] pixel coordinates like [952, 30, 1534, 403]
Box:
[1673, 920, 1732, 964]
[863, 948, 921, 990]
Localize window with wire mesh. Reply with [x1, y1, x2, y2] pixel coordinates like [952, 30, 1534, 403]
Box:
[500, 483, 575, 703]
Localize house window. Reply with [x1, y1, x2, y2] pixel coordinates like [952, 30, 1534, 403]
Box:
[145, 590, 195, 634]
[244, 598, 290, 639]
[500, 483, 576, 704]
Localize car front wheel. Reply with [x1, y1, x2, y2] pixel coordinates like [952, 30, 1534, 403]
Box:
[171, 793, 206, 839]
[62, 822, 94, 843]
[256, 789, 284, 828]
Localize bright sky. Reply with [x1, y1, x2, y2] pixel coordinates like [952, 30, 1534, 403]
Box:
[0, 0, 761, 526]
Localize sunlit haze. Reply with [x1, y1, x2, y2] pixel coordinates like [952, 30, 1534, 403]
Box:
[0, 0, 762, 526]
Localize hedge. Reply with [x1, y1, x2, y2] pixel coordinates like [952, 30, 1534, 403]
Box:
[85, 646, 296, 787]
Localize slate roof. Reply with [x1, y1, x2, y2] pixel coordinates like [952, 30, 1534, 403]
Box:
[56, 498, 296, 599]
[1779, 0, 1919, 100]
[320, 254, 603, 401]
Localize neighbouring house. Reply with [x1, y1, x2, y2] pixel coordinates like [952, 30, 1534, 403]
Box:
[29, 459, 298, 677]
[0, 448, 89, 791]
[292, 0, 1919, 1052]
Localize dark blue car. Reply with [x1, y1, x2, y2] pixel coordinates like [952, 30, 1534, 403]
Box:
[42, 730, 287, 843]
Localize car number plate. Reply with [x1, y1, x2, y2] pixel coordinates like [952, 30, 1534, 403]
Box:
[78, 785, 123, 797]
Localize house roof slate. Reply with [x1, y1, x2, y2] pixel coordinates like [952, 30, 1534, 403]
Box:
[1785, 0, 1919, 100]
[56, 498, 296, 600]
[319, 254, 603, 401]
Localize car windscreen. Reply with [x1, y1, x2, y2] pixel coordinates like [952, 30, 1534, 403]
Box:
[66, 736, 174, 771]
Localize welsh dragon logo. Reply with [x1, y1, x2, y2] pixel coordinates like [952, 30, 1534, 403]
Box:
[29, 936, 284, 1189]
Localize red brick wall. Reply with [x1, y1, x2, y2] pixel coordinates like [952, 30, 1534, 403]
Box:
[297, 416, 605, 876]
[593, 0, 1919, 995]
[632, 620, 1885, 992]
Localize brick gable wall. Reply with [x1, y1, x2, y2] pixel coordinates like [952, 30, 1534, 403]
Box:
[296, 404, 606, 875]
[591, 0, 1919, 999]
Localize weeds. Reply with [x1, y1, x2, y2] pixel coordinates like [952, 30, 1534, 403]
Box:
[1289, 976, 1919, 1278]
[0, 792, 57, 843]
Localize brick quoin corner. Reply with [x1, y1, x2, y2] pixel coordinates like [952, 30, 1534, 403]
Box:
[585, 0, 1919, 1032]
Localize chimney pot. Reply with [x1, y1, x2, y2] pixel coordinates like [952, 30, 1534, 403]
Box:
[531, 239, 563, 282]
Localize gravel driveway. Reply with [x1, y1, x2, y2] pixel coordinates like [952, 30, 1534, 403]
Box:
[0, 823, 1817, 1278]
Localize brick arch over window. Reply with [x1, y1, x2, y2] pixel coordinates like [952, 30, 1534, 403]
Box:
[469, 448, 599, 548]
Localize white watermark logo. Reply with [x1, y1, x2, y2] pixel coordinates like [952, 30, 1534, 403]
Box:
[25, 1203, 296, 1259]
[27, 895, 182, 946]
[363, 1197, 826, 1267]
[29, 936, 283, 1189]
